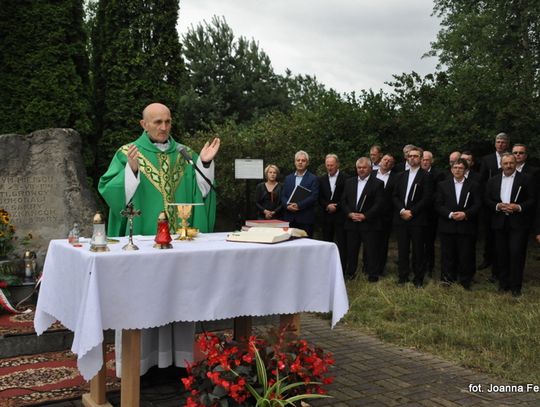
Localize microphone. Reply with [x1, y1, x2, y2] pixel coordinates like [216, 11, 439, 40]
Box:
[177, 145, 216, 192]
[178, 146, 194, 165]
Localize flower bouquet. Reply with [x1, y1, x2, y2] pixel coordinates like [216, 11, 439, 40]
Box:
[182, 326, 335, 407]
[0, 208, 33, 313]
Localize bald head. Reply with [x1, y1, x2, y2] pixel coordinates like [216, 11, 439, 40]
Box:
[140, 103, 172, 143]
[142, 103, 170, 120]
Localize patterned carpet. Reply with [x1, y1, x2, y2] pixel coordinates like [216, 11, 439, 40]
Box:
[0, 307, 64, 337]
[0, 345, 119, 406]
[0, 309, 119, 406]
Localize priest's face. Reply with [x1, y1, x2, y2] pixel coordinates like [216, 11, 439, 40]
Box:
[140, 103, 172, 143]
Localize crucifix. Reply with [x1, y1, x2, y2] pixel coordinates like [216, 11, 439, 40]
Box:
[121, 202, 142, 251]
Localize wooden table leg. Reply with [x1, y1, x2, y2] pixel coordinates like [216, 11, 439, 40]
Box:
[121, 329, 141, 407]
[82, 342, 113, 407]
[233, 316, 252, 341]
[280, 313, 301, 335]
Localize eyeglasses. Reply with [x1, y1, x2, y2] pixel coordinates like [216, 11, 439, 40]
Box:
[512, 151, 526, 155]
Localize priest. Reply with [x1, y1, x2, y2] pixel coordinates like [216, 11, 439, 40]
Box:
[98, 102, 219, 376]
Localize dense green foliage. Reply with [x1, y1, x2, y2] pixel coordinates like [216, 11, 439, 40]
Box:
[177, 16, 290, 134]
[91, 0, 184, 176]
[426, 0, 540, 154]
[0, 0, 91, 136]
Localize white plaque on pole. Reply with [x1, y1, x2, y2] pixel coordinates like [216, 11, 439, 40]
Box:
[235, 159, 264, 180]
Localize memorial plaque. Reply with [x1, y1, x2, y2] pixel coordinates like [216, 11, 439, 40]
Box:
[0, 129, 98, 263]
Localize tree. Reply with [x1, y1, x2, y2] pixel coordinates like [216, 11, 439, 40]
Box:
[0, 0, 91, 136]
[177, 16, 290, 133]
[428, 0, 540, 154]
[91, 0, 184, 176]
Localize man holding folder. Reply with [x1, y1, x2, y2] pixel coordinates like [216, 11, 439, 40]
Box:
[281, 150, 319, 237]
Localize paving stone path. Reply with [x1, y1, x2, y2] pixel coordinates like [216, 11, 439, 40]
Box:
[47, 314, 540, 407]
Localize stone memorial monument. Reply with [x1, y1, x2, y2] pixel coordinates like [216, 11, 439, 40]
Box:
[0, 128, 98, 267]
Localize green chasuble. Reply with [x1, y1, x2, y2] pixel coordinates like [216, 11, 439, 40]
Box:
[98, 132, 216, 237]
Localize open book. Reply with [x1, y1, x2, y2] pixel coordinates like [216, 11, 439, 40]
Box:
[226, 227, 307, 244]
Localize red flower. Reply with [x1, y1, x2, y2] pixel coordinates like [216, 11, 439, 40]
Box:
[181, 376, 195, 390]
[182, 328, 334, 407]
[185, 396, 201, 407]
[0, 281, 7, 289]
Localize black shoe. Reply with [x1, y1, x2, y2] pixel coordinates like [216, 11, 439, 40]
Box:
[477, 262, 491, 270]
[368, 275, 379, 283]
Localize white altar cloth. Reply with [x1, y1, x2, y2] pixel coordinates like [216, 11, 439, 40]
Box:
[34, 233, 349, 380]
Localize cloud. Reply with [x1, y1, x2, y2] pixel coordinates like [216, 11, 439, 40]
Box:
[177, 0, 441, 94]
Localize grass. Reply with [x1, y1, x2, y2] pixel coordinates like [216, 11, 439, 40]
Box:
[341, 239, 540, 385]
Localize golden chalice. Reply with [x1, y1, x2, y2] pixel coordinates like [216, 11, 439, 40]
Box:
[168, 203, 203, 240]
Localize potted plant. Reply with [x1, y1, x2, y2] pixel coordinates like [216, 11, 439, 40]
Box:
[182, 326, 334, 407]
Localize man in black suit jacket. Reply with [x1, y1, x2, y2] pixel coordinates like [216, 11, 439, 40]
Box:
[485, 153, 536, 297]
[479, 132, 510, 275]
[421, 150, 446, 277]
[374, 154, 399, 276]
[460, 151, 482, 184]
[392, 146, 433, 287]
[318, 154, 348, 266]
[341, 157, 385, 281]
[435, 159, 482, 289]
[393, 144, 414, 174]
[513, 143, 539, 181]
[536, 198, 540, 245]
[480, 132, 510, 181]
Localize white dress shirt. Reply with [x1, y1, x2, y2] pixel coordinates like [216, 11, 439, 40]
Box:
[404, 167, 419, 206]
[376, 170, 390, 187]
[500, 171, 516, 204]
[356, 175, 369, 209]
[328, 170, 339, 199]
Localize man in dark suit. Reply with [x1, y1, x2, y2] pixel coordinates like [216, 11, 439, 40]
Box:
[392, 146, 433, 287]
[460, 151, 482, 184]
[479, 132, 510, 275]
[435, 159, 482, 289]
[421, 150, 446, 277]
[536, 198, 540, 245]
[485, 153, 536, 297]
[480, 132, 510, 181]
[513, 143, 539, 180]
[370, 145, 383, 171]
[341, 157, 385, 281]
[281, 150, 319, 237]
[318, 154, 348, 266]
[374, 154, 399, 276]
[393, 144, 415, 174]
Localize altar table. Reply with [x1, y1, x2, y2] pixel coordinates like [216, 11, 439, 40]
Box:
[34, 233, 349, 406]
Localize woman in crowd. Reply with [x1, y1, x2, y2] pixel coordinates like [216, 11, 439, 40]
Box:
[255, 164, 283, 219]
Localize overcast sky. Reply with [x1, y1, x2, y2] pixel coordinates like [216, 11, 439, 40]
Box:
[177, 0, 442, 95]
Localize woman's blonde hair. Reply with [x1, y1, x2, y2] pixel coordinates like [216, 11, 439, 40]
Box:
[264, 164, 280, 178]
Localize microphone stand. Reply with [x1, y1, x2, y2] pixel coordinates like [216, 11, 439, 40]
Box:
[178, 147, 217, 192]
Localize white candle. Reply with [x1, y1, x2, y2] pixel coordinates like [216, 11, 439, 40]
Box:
[94, 232, 106, 245]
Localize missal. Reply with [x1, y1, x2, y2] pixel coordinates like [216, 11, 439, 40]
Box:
[286, 184, 311, 204]
[245, 219, 289, 228]
[226, 227, 307, 244]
